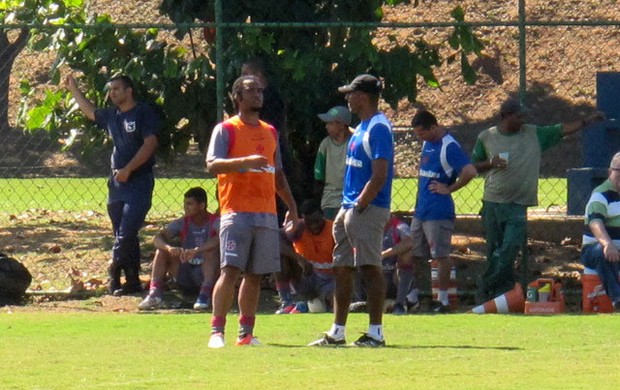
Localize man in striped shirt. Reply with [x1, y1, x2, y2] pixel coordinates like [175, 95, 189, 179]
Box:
[581, 152, 620, 311]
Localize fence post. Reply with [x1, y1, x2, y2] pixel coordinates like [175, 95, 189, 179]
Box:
[215, 0, 224, 122]
[518, 0, 527, 104]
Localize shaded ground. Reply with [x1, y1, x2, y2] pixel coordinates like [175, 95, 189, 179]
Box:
[1, 211, 586, 314]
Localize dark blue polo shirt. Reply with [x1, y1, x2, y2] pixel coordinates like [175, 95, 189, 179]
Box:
[94, 102, 161, 176]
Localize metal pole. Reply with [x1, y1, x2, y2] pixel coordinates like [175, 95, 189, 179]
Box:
[518, 0, 527, 105]
[518, 0, 529, 294]
[215, 0, 223, 122]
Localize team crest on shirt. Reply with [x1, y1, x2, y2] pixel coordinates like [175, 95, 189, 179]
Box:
[225, 240, 237, 252]
[124, 120, 136, 133]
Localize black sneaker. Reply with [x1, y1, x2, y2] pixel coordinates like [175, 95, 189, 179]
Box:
[107, 279, 121, 295]
[107, 264, 122, 295]
[307, 334, 346, 347]
[352, 333, 385, 348]
[348, 301, 367, 313]
[430, 301, 451, 314]
[391, 303, 406, 315]
[614, 301, 620, 312]
[406, 300, 421, 313]
[112, 282, 143, 296]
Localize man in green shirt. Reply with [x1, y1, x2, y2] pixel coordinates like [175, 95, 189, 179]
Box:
[472, 98, 603, 301]
[314, 106, 352, 220]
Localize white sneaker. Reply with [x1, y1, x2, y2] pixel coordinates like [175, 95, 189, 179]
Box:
[137, 295, 162, 310]
[208, 332, 225, 349]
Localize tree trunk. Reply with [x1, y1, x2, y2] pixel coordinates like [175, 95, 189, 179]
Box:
[0, 28, 30, 133]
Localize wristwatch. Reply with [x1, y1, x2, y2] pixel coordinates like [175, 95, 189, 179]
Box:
[354, 201, 366, 213]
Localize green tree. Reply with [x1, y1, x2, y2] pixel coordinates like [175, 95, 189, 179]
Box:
[0, 0, 85, 132]
[18, 0, 483, 187]
[18, 2, 216, 162]
[159, 0, 483, 192]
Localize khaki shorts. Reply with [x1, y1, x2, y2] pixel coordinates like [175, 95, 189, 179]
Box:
[332, 205, 390, 268]
[219, 222, 280, 274]
[410, 217, 453, 259]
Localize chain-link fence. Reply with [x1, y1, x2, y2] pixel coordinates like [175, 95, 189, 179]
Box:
[1, 2, 620, 298]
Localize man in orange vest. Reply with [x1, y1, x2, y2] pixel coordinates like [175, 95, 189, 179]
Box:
[206, 75, 299, 348]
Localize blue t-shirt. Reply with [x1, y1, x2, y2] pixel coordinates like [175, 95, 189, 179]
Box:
[415, 133, 470, 220]
[94, 102, 161, 175]
[342, 113, 394, 209]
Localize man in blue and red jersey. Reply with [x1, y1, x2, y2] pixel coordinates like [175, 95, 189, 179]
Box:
[206, 75, 299, 348]
[137, 187, 219, 311]
[411, 110, 476, 313]
[309, 74, 394, 348]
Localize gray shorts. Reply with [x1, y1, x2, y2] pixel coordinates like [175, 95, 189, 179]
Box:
[332, 205, 390, 268]
[219, 222, 280, 274]
[410, 217, 453, 259]
[296, 272, 335, 300]
[176, 263, 203, 295]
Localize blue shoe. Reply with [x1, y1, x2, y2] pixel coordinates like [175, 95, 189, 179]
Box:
[193, 294, 211, 311]
[290, 301, 309, 314]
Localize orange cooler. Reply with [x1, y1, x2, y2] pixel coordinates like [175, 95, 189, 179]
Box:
[524, 278, 565, 315]
[581, 268, 614, 313]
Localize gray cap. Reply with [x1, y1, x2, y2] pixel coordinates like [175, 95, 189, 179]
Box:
[500, 98, 527, 115]
[338, 74, 382, 95]
[317, 106, 351, 125]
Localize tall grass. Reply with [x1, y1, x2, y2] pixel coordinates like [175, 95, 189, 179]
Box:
[0, 177, 567, 216]
[0, 311, 618, 389]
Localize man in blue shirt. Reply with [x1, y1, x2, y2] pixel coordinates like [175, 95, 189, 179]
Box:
[411, 110, 476, 313]
[309, 74, 394, 348]
[64, 74, 160, 296]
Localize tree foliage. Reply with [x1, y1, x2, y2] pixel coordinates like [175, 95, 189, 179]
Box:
[158, 0, 484, 190]
[18, 0, 484, 180]
[18, 1, 216, 160]
[0, 0, 86, 132]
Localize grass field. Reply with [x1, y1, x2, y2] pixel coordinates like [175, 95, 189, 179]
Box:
[0, 178, 219, 216]
[0, 177, 568, 216]
[0, 311, 618, 389]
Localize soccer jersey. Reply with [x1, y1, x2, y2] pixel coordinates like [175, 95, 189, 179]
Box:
[167, 214, 220, 249]
[342, 113, 394, 209]
[94, 102, 160, 175]
[292, 219, 334, 274]
[415, 133, 471, 221]
[382, 217, 411, 271]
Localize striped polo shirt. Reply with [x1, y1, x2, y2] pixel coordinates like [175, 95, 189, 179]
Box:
[582, 179, 620, 247]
